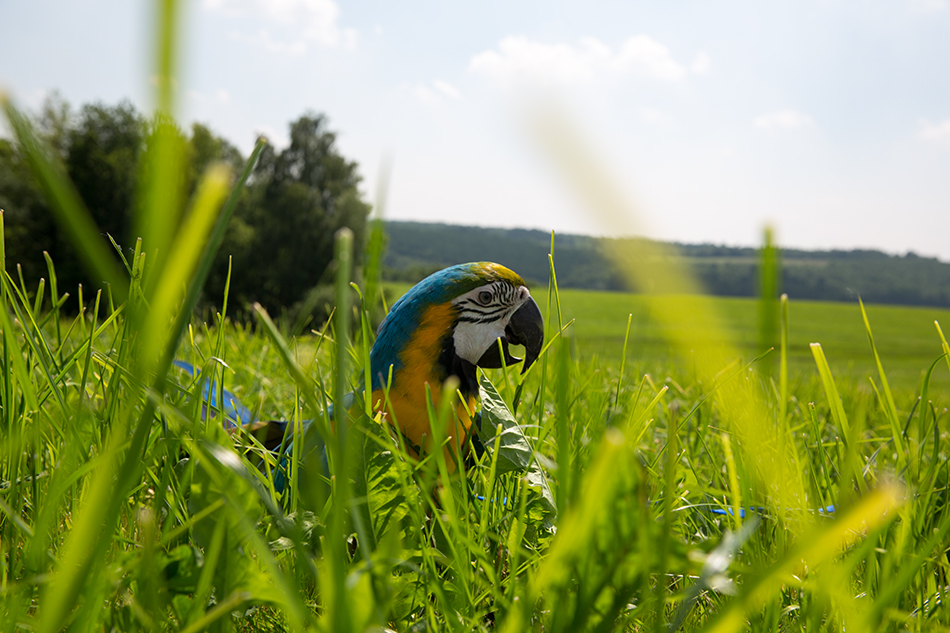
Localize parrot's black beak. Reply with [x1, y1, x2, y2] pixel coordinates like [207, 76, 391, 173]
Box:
[476, 296, 544, 374]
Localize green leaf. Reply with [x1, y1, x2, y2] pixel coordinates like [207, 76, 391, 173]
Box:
[162, 545, 203, 594]
[365, 445, 413, 540]
[479, 372, 556, 520]
[479, 373, 532, 473]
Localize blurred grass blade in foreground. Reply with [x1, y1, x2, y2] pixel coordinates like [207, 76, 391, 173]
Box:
[523, 101, 808, 522]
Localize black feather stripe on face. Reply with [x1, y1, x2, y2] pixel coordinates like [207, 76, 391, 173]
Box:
[437, 312, 479, 398]
[439, 280, 523, 396]
[454, 282, 518, 323]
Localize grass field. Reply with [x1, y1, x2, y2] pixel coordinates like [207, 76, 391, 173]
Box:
[389, 282, 950, 395]
[3, 255, 950, 631]
[558, 289, 950, 394]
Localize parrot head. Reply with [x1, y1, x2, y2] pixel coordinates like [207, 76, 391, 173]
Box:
[369, 262, 544, 397]
[366, 262, 543, 463]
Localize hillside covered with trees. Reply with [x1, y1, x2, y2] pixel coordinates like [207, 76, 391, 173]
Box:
[383, 221, 950, 307]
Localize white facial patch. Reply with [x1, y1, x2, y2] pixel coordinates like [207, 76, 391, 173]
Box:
[451, 282, 531, 365]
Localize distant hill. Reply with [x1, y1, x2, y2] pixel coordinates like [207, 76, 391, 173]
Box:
[382, 221, 950, 307]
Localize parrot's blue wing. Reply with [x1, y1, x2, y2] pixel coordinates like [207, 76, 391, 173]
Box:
[172, 360, 256, 428]
[708, 505, 836, 517]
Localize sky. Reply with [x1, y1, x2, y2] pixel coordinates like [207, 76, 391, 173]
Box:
[1, 0, 949, 260]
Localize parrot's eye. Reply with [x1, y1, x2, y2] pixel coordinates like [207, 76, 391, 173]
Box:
[477, 290, 493, 305]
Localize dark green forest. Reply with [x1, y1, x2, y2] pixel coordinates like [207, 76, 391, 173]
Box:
[383, 221, 950, 307]
[4, 96, 948, 315]
[0, 95, 370, 320]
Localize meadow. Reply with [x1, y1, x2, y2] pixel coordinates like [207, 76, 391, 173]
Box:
[559, 288, 950, 393]
[389, 282, 950, 394]
[1, 234, 949, 630]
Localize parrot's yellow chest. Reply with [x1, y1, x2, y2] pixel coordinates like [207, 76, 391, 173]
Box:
[370, 302, 476, 471]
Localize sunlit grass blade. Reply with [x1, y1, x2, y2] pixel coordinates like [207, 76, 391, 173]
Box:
[156, 137, 265, 378]
[499, 426, 645, 633]
[935, 320, 950, 380]
[363, 155, 392, 315]
[614, 312, 633, 407]
[525, 101, 807, 525]
[139, 162, 230, 369]
[810, 342, 852, 440]
[758, 226, 779, 377]
[779, 294, 789, 439]
[326, 227, 355, 633]
[36, 405, 131, 632]
[555, 335, 574, 516]
[135, 0, 184, 283]
[702, 484, 904, 633]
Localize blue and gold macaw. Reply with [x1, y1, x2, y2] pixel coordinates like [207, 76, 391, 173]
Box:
[364, 261, 543, 467]
[183, 262, 544, 478]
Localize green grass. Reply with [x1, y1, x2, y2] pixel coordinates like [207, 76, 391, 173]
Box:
[0, 239, 950, 631]
[0, 236, 948, 630]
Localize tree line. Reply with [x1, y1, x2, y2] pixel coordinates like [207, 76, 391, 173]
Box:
[383, 221, 950, 307]
[0, 95, 370, 320]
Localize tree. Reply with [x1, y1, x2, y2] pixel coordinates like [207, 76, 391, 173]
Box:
[63, 101, 145, 287]
[210, 113, 371, 315]
[2, 98, 370, 317]
[0, 135, 51, 287]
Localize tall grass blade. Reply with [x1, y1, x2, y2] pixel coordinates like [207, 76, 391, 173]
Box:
[758, 226, 779, 377]
[702, 484, 903, 633]
[327, 227, 355, 633]
[136, 0, 184, 282]
[139, 163, 229, 370]
[364, 155, 392, 315]
[858, 298, 906, 470]
[810, 342, 852, 439]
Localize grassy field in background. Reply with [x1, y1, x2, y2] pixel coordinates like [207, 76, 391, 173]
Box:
[388, 282, 950, 394]
[560, 289, 950, 393]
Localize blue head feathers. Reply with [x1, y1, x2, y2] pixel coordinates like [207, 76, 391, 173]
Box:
[368, 262, 530, 391]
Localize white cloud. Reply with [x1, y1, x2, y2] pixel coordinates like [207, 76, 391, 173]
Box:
[905, 0, 948, 12]
[229, 30, 308, 55]
[253, 124, 289, 150]
[691, 51, 711, 74]
[469, 35, 693, 86]
[187, 88, 232, 104]
[615, 36, 687, 80]
[753, 109, 814, 130]
[432, 80, 462, 101]
[919, 118, 950, 143]
[470, 37, 604, 84]
[410, 80, 462, 106]
[206, 0, 357, 53]
[640, 107, 673, 124]
[411, 83, 438, 106]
